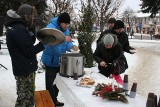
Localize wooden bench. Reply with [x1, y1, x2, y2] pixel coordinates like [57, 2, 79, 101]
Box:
[35, 90, 55, 107]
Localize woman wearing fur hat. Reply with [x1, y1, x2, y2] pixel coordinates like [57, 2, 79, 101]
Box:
[93, 33, 127, 77]
[5, 4, 44, 107]
[41, 12, 78, 106]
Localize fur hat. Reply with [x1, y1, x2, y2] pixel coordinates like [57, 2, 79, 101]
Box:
[58, 12, 70, 24]
[103, 34, 114, 45]
[113, 20, 124, 29]
[18, 4, 33, 19]
[108, 18, 116, 23]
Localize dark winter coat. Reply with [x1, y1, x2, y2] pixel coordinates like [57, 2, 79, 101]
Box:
[97, 29, 132, 54]
[5, 17, 44, 76]
[94, 35, 127, 77]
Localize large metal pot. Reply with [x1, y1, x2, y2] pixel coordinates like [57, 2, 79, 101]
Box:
[59, 53, 85, 77]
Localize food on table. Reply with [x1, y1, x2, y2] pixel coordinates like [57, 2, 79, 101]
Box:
[79, 77, 95, 85]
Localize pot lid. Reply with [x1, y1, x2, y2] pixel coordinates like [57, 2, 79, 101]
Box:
[36, 28, 65, 45]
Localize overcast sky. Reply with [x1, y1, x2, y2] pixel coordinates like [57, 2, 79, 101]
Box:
[120, 0, 142, 13]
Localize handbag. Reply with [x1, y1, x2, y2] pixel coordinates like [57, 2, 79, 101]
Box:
[112, 53, 128, 75]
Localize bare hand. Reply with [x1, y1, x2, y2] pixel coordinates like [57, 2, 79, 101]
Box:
[65, 36, 72, 42]
[100, 61, 107, 67]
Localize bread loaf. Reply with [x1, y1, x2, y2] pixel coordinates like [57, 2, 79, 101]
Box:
[79, 78, 95, 85]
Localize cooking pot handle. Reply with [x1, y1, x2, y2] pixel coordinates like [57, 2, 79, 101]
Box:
[76, 59, 80, 65]
[63, 57, 67, 63]
[59, 57, 67, 64]
[59, 57, 61, 64]
[83, 58, 86, 66]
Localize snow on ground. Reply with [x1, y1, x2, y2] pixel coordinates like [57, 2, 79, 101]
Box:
[1, 36, 160, 107]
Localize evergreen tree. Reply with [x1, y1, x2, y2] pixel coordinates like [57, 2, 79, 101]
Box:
[77, 0, 96, 67]
[140, 0, 160, 17]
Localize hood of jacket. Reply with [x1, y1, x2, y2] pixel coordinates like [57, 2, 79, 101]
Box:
[5, 9, 26, 27]
[48, 17, 69, 32]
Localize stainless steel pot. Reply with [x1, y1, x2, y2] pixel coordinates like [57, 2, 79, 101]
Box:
[59, 53, 85, 77]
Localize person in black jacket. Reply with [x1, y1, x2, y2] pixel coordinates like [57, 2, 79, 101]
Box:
[5, 4, 44, 107]
[107, 17, 116, 30]
[93, 33, 128, 77]
[97, 20, 135, 54]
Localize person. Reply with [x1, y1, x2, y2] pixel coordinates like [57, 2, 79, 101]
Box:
[93, 33, 127, 77]
[107, 17, 116, 30]
[97, 20, 135, 54]
[96, 18, 116, 45]
[130, 28, 134, 36]
[150, 27, 155, 36]
[41, 12, 78, 106]
[5, 4, 44, 107]
[96, 18, 115, 44]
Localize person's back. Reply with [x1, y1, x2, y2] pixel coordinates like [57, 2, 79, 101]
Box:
[5, 4, 44, 107]
[5, 6, 44, 76]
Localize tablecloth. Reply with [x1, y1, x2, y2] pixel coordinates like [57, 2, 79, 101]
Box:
[55, 72, 146, 107]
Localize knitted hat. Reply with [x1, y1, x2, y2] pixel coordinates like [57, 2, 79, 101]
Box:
[18, 4, 33, 19]
[58, 12, 70, 24]
[113, 20, 124, 29]
[103, 34, 114, 45]
[108, 18, 116, 23]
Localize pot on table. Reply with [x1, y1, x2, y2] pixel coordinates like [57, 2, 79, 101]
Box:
[59, 53, 85, 78]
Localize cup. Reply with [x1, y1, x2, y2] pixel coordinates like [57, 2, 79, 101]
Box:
[158, 102, 160, 107]
[147, 92, 155, 99]
[158, 97, 160, 107]
[73, 73, 78, 80]
[123, 75, 128, 89]
[147, 93, 157, 107]
[155, 95, 157, 107]
[146, 98, 154, 107]
[129, 82, 137, 98]
[123, 75, 128, 95]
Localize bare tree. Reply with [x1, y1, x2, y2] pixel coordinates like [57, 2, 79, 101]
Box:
[50, 0, 76, 16]
[91, 0, 125, 32]
[121, 7, 136, 33]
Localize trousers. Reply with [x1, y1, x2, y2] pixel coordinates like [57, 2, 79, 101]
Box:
[15, 72, 35, 107]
